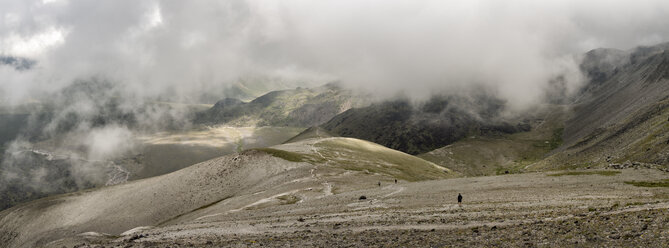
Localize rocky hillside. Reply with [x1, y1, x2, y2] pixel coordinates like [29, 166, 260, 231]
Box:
[321, 94, 530, 155]
[530, 42, 669, 170]
[416, 42, 669, 174]
[419, 104, 568, 176]
[194, 83, 368, 127]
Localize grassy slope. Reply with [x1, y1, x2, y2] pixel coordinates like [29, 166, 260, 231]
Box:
[418, 105, 567, 176]
[196, 84, 367, 127]
[221, 79, 315, 102]
[313, 138, 455, 181]
[265, 137, 456, 181]
[282, 126, 334, 144]
[532, 98, 669, 170]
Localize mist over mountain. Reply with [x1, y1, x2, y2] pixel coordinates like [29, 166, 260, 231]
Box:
[322, 94, 530, 155]
[3, 0, 669, 106]
[1, 1, 669, 246]
[195, 83, 369, 127]
[531, 42, 669, 170]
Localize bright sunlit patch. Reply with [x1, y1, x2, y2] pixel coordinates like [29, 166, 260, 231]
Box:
[2, 27, 68, 57]
[144, 4, 163, 30]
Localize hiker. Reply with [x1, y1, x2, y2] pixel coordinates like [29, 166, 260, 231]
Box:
[378, 181, 381, 187]
[394, 179, 397, 184]
[457, 193, 463, 206]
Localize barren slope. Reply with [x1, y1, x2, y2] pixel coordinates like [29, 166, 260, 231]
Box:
[0, 137, 452, 247]
[43, 169, 669, 247]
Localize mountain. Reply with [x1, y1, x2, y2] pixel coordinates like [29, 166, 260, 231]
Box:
[408, 42, 669, 174]
[197, 77, 319, 103]
[194, 83, 368, 127]
[2, 42, 669, 248]
[530, 42, 669, 170]
[0, 136, 453, 247]
[321, 94, 531, 155]
[418, 104, 567, 176]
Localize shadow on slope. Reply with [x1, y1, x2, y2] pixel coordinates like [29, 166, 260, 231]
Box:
[419, 105, 568, 176]
[321, 95, 530, 155]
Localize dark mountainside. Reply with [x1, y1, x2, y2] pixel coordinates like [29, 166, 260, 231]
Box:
[194, 83, 367, 127]
[321, 95, 530, 155]
[533, 42, 669, 170]
[323, 42, 669, 173]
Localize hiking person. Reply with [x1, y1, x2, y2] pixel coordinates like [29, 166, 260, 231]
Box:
[457, 193, 463, 206]
[378, 181, 381, 187]
[394, 179, 397, 184]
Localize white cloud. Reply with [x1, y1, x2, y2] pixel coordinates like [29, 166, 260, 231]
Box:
[2, 26, 67, 57]
[84, 125, 135, 160]
[0, 0, 669, 108]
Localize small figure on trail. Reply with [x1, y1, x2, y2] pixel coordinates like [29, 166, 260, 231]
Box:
[378, 181, 381, 187]
[457, 193, 463, 206]
[394, 179, 397, 184]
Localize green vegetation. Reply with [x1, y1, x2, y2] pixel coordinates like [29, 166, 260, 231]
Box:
[549, 128, 564, 150]
[547, 170, 621, 177]
[196, 83, 366, 127]
[419, 104, 569, 177]
[315, 138, 453, 181]
[624, 179, 669, 188]
[235, 139, 244, 153]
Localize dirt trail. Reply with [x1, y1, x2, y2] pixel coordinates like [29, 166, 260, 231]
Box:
[47, 168, 669, 247]
[309, 138, 334, 197]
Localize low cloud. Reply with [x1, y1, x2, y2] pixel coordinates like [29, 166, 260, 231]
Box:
[1, 0, 669, 108]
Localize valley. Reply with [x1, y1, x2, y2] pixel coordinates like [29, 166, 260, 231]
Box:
[2, 39, 669, 247]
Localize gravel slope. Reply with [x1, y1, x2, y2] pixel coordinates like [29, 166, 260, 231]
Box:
[0, 137, 452, 247]
[38, 168, 669, 247]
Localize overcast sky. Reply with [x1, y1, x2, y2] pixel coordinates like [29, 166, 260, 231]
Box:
[2, 0, 669, 108]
